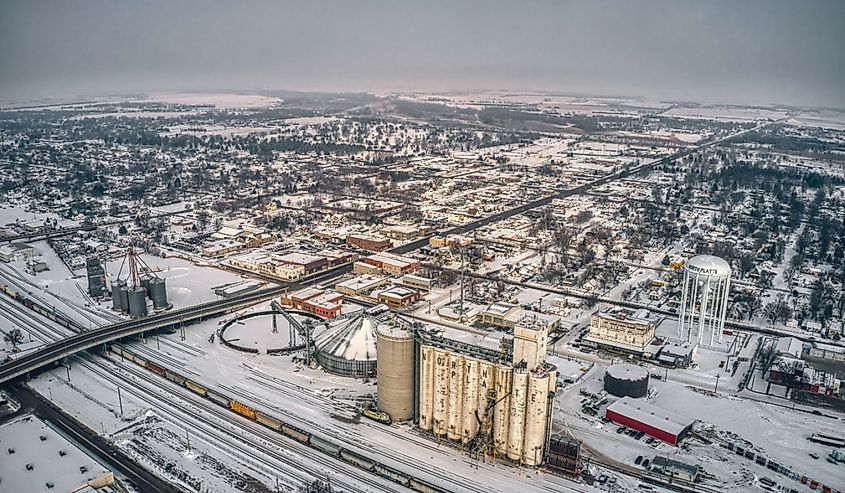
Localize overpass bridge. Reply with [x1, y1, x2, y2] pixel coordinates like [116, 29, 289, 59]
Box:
[0, 284, 289, 383]
[0, 263, 353, 384]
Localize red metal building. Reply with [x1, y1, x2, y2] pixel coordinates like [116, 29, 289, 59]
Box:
[605, 397, 691, 445]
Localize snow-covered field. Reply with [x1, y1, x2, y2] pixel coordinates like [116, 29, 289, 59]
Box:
[660, 105, 789, 122]
[143, 92, 281, 109]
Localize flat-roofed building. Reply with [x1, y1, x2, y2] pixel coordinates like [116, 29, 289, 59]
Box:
[284, 287, 344, 318]
[0, 242, 39, 262]
[352, 261, 382, 275]
[586, 308, 658, 353]
[605, 397, 691, 445]
[382, 224, 419, 240]
[481, 302, 521, 328]
[346, 234, 392, 252]
[362, 252, 421, 275]
[317, 249, 358, 267]
[398, 274, 434, 292]
[377, 286, 420, 308]
[335, 274, 388, 296]
[277, 252, 328, 274]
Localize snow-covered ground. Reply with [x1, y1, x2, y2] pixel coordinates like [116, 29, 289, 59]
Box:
[559, 363, 845, 492]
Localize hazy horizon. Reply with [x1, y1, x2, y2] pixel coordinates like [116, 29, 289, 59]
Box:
[2, 0, 844, 109]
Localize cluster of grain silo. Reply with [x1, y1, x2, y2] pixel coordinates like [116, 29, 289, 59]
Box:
[109, 243, 170, 318]
[374, 314, 558, 467]
[415, 335, 556, 466]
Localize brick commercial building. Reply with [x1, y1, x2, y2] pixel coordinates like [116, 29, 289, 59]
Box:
[346, 234, 392, 252]
[285, 288, 344, 318]
[362, 252, 421, 276]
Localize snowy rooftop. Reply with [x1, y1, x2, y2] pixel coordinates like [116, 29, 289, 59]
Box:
[606, 397, 691, 437]
[606, 363, 649, 382]
[314, 312, 378, 361]
[0, 414, 111, 492]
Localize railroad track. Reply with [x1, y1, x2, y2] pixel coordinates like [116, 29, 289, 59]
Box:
[80, 354, 402, 493]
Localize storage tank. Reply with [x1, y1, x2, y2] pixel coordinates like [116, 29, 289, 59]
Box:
[523, 368, 552, 466]
[127, 286, 148, 318]
[111, 281, 127, 312]
[507, 368, 529, 461]
[604, 363, 649, 398]
[493, 365, 512, 455]
[446, 353, 465, 441]
[461, 359, 479, 443]
[148, 277, 169, 309]
[432, 349, 449, 436]
[314, 312, 378, 377]
[376, 320, 415, 422]
[419, 345, 435, 431]
[140, 276, 151, 297]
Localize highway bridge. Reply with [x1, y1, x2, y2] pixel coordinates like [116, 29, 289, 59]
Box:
[0, 264, 350, 384]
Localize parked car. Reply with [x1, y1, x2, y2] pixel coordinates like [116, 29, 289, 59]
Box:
[617, 427, 626, 434]
[635, 455, 644, 465]
[809, 453, 819, 460]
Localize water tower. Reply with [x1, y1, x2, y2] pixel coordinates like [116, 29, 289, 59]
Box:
[678, 255, 731, 346]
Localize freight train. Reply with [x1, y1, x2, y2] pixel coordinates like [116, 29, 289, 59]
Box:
[1, 283, 83, 332]
[108, 344, 443, 493]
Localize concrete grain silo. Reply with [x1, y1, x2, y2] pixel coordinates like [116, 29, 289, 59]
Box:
[375, 319, 415, 422]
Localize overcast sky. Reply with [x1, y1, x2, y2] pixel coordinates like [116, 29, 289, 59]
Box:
[1, 0, 843, 107]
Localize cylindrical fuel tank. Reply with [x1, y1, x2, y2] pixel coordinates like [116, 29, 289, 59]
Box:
[376, 323, 415, 422]
[111, 281, 124, 311]
[477, 362, 495, 428]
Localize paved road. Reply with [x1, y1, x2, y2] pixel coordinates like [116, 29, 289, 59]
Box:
[7, 384, 184, 493]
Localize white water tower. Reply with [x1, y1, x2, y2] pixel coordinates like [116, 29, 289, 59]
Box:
[678, 255, 731, 346]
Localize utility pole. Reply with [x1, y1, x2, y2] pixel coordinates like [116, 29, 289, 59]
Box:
[117, 386, 123, 416]
[65, 362, 71, 382]
[186, 429, 192, 453]
[714, 373, 721, 393]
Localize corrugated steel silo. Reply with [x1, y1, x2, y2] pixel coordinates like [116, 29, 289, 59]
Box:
[127, 286, 148, 318]
[148, 277, 169, 309]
